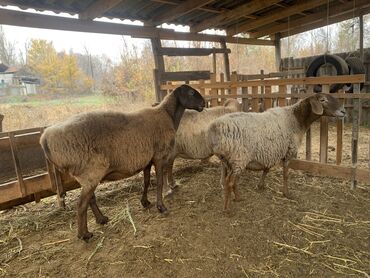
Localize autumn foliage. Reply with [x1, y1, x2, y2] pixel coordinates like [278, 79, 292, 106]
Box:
[27, 39, 93, 94]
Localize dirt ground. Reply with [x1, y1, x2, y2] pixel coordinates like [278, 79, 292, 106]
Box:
[0, 123, 369, 278]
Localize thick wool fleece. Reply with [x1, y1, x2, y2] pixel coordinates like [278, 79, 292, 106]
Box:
[175, 99, 241, 159]
[40, 91, 181, 180]
[208, 101, 310, 172]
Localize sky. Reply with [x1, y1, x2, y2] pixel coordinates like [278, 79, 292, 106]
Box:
[0, 5, 194, 61]
[2, 24, 146, 61]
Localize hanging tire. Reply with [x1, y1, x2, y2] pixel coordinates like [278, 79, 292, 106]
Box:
[344, 57, 365, 93]
[306, 54, 349, 93]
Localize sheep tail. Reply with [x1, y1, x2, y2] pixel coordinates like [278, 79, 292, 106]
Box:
[40, 136, 55, 166]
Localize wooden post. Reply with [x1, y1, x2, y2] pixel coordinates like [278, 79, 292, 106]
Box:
[264, 86, 272, 109]
[219, 73, 225, 105]
[9, 132, 26, 197]
[230, 72, 237, 98]
[212, 47, 217, 75]
[199, 79, 206, 106]
[351, 83, 361, 189]
[319, 85, 329, 163]
[251, 86, 259, 112]
[220, 39, 230, 81]
[277, 85, 286, 107]
[150, 37, 166, 101]
[0, 114, 3, 132]
[275, 32, 281, 71]
[359, 13, 364, 62]
[306, 85, 313, 160]
[241, 86, 248, 112]
[210, 73, 218, 107]
[336, 98, 344, 165]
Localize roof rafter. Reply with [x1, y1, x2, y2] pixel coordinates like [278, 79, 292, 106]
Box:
[149, 0, 214, 25]
[280, 5, 370, 38]
[0, 8, 274, 46]
[227, 0, 329, 36]
[79, 0, 125, 20]
[250, 0, 370, 38]
[190, 0, 282, 33]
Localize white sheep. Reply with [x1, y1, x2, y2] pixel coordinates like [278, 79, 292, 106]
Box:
[40, 85, 205, 241]
[207, 93, 346, 209]
[161, 99, 241, 195]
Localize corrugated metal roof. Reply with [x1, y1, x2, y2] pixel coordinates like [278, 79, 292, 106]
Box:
[0, 0, 369, 38]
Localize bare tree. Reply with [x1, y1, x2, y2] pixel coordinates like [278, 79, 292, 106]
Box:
[0, 26, 17, 65]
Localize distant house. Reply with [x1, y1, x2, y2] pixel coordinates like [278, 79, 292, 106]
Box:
[0, 63, 40, 96]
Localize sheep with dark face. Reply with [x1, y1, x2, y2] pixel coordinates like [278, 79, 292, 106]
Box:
[40, 85, 205, 241]
[207, 93, 346, 209]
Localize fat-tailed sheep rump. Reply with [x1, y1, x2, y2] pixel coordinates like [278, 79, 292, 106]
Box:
[40, 85, 205, 241]
[208, 93, 346, 209]
[160, 99, 241, 195]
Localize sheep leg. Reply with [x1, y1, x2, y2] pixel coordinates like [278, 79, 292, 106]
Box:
[231, 175, 241, 202]
[257, 169, 269, 191]
[141, 163, 152, 208]
[167, 157, 176, 190]
[223, 172, 233, 210]
[154, 160, 167, 213]
[77, 185, 97, 241]
[220, 162, 228, 189]
[162, 167, 172, 198]
[281, 160, 291, 198]
[89, 193, 108, 225]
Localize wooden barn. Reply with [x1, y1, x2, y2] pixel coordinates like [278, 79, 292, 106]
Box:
[0, 1, 369, 277]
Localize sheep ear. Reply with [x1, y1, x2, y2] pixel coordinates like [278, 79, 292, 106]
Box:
[310, 96, 323, 115]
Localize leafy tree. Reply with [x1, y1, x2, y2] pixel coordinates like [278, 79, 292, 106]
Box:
[27, 39, 92, 94]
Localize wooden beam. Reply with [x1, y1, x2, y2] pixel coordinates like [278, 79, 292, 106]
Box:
[289, 159, 370, 184]
[161, 71, 211, 81]
[150, 0, 213, 25]
[0, 8, 274, 46]
[190, 0, 282, 33]
[227, 0, 327, 36]
[280, 5, 370, 38]
[159, 47, 231, 56]
[251, 0, 370, 38]
[161, 74, 366, 90]
[150, 0, 225, 15]
[79, 0, 124, 20]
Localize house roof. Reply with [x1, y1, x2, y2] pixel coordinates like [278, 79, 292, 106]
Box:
[0, 0, 369, 43]
[0, 63, 8, 73]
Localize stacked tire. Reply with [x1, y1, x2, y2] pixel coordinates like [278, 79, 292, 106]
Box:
[306, 54, 365, 93]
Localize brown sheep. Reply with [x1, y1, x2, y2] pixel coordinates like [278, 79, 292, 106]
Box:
[40, 85, 205, 241]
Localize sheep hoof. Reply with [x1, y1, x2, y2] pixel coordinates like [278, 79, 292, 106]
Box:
[164, 189, 174, 198]
[96, 216, 109, 225]
[282, 191, 293, 199]
[141, 199, 151, 208]
[78, 232, 93, 242]
[233, 197, 242, 202]
[157, 205, 168, 214]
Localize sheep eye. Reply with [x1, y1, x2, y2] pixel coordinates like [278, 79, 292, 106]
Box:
[319, 97, 326, 103]
[189, 91, 195, 96]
